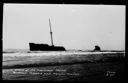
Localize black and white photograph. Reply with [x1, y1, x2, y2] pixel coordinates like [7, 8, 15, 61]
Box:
[2, 3, 125, 82]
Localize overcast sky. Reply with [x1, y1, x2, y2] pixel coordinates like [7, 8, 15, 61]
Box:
[3, 4, 125, 50]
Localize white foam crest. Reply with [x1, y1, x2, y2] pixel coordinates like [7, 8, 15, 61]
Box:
[3, 51, 124, 57]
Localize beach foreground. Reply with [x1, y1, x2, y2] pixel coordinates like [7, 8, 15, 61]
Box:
[2, 51, 125, 81]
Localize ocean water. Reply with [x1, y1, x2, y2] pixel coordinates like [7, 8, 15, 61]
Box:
[3, 49, 125, 67]
[3, 49, 124, 56]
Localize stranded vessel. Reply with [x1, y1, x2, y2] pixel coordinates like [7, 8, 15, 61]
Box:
[29, 18, 66, 51]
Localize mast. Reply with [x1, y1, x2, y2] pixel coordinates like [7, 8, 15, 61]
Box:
[49, 18, 54, 46]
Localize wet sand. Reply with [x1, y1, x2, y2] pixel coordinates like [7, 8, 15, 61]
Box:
[2, 52, 125, 81]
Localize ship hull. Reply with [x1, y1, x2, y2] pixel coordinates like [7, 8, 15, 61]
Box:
[29, 43, 66, 51]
